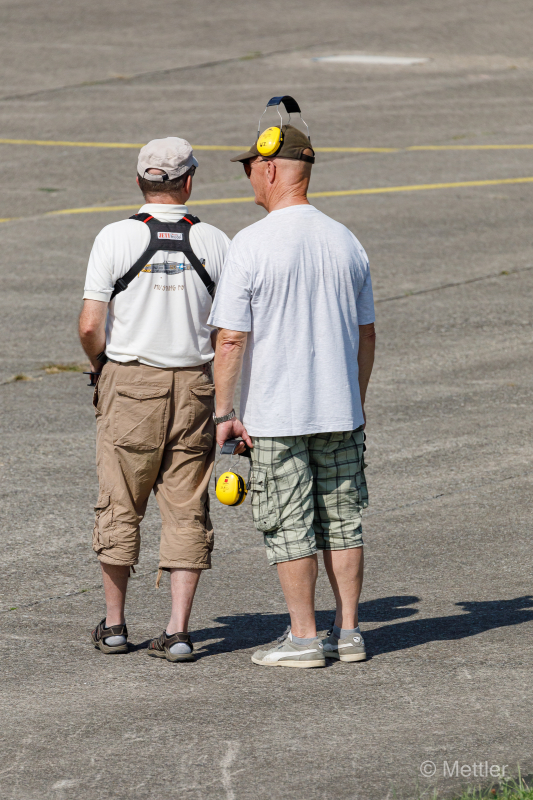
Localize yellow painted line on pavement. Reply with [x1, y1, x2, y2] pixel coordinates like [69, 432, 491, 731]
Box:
[0, 138, 247, 151]
[1, 175, 532, 225]
[407, 144, 533, 151]
[308, 176, 533, 198]
[0, 138, 395, 153]
[2, 138, 533, 152]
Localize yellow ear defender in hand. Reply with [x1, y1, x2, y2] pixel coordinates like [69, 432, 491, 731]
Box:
[215, 439, 252, 506]
[216, 470, 248, 506]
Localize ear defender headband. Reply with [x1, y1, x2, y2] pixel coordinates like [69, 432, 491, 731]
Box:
[256, 95, 311, 158]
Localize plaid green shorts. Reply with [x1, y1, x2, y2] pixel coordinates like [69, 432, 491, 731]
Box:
[248, 428, 368, 566]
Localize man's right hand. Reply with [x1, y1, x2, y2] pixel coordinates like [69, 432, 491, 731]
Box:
[215, 418, 253, 454]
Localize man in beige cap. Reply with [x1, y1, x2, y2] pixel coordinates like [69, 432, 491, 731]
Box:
[209, 123, 376, 668]
[79, 137, 230, 662]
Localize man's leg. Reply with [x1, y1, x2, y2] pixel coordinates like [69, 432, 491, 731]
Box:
[323, 546, 364, 629]
[247, 437, 326, 667]
[146, 366, 216, 662]
[92, 362, 172, 653]
[311, 429, 368, 662]
[166, 568, 202, 634]
[276, 554, 318, 638]
[100, 562, 130, 626]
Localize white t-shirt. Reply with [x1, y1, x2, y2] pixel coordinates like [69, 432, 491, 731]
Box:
[83, 203, 230, 368]
[208, 204, 375, 437]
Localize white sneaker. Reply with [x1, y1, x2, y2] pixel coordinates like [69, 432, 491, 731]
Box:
[251, 631, 326, 668]
[322, 628, 367, 662]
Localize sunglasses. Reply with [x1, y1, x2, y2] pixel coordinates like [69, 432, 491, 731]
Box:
[243, 158, 268, 178]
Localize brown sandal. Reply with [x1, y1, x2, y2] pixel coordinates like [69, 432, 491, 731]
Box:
[147, 631, 195, 662]
[91, 618, 129, 654]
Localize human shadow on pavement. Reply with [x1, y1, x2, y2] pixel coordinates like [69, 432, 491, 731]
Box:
[131, 596, 533, 657]
[363, 595, 533, 657]
[185, 595, 422, 657]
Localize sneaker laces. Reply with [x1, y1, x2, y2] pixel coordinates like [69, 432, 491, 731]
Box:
[275, 625, 291, 645]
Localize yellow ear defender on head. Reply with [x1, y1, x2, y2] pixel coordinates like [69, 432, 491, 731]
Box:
[215, 438, 252, 507]
[257, 125, 284, 157]
[256, 95, 311, 157]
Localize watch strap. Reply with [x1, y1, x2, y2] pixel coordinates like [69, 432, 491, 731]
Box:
[213, 408, 236, 425]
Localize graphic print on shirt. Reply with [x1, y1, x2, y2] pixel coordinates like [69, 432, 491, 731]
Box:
[141, 258, 206, 276]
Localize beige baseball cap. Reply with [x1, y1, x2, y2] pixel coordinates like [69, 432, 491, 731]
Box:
[137, 137, 199, 182]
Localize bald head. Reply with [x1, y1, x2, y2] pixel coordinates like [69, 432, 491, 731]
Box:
[247, 148, 313, 212]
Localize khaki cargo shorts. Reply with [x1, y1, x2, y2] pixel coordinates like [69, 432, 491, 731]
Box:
[249, 429, 368, 566]
[92, 360, 215, 571]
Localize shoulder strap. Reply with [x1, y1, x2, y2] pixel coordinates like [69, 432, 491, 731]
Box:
[110, 213, 215, 300]
[110, 214, 158, 300]
[180, 215, 215, 297]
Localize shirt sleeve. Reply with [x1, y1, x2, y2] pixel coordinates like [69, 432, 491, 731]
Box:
[190, 223, 231, 286]
[356, 258, 376, 325]
[83, 228, 115, 302]
[207, 250, 253, 332]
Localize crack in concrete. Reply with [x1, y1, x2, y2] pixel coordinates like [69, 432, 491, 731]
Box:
[0, 39, 339, 103]
[375, 264, 533, 304]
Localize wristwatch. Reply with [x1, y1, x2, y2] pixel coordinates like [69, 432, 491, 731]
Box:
[213, 408, 236, 425]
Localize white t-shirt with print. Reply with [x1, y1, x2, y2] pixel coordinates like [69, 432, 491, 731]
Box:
[83, 203, 230, 368]
[208, 204, 375, 437]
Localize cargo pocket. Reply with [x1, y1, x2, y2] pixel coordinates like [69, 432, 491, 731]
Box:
[248, 469, 280, 532]
[184, 383, 215, 451]
[355, 466, 369, 509]
[92, 492, 116, 551]
[113, 384, 169, 450]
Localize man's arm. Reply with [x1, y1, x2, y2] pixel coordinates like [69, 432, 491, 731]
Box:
[79, 299, 108, 372]
[358, 323, 376, 422]
[213, 328, 253, 452]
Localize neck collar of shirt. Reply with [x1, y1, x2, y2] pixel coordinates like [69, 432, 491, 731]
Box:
[138, 203, 189, 222]
[268, 203, 317, 216]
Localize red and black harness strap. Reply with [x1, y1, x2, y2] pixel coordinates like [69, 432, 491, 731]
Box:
[110, 212, 215, 300]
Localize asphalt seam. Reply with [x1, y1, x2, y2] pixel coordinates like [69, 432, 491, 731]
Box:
[0, 39, 339, 103]
[375, 265, 533, 304]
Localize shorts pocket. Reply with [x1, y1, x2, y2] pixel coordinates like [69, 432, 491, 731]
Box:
[249, 469, 280, 532]
[113, 384, 169, 450]
[93, 492, 116, 550]
[184, 383, 215, 451]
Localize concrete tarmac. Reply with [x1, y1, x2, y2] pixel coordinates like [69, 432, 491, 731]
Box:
[0, 1, 532, 798]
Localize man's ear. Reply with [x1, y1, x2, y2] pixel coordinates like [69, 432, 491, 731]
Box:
[266, 160, 276, 185]
[136, 176, 140, 187]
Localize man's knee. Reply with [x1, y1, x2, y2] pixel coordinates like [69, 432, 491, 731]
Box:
[159, 522, 214, 570]
[93, 492, 140, 565]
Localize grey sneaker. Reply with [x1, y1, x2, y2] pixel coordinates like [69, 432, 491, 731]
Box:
[251, 631, 326, 668]
[322, 627, 367, 662]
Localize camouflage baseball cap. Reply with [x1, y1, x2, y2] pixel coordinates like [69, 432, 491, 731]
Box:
[230, 124, 315, 164]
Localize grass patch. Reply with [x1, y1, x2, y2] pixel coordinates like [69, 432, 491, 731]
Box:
[12, 373, 31, 381]
[447, 776, 532, 800]
[43, 362, 86, 374]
